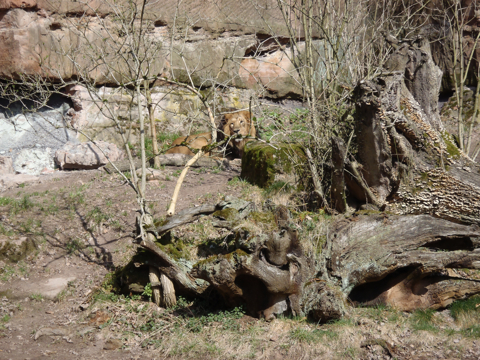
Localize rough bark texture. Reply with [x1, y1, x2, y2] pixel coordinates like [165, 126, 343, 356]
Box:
[328, 214, 480, 311]
[331, 137, 347, 213]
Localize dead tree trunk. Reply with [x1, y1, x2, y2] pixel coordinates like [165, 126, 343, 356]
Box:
[134, 36, 480, 322]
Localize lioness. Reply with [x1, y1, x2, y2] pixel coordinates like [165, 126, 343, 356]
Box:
[165, 110, 256, 158]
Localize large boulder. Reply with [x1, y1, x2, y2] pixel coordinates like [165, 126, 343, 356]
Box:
[240, 141, 307, 188]
[13, 148, 54, 175]
[55, 141, 124, 170]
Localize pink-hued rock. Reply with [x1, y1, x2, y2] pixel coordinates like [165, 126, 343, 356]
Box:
[0, 0, 36, 9]
[239, 48, 302, 97]
[0, 156, 14, 175]
[55, 141, 124, 170]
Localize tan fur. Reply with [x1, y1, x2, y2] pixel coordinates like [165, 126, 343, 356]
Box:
[166, 110, 256, 158]
[222, 110, 256, 157]
[165, 132, 211, 156]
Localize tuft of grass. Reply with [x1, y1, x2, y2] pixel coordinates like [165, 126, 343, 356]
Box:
[0, 265, 16, 282]
[0, 197, 13, 206]
[263, 180, 292, 195]
[449, 295, 480, 321]
[410, 309, 438, 332]
[183, 306, 245, 333]
[2, 195, 35, 215]
[0, 223, 14, 237]
[65, 238, 85, 254]
[86, 207, 110, 230]
[448, 295, 480, 332]
[68, 189, 85, 205]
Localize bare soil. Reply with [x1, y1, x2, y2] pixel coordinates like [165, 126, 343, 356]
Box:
[0, 165, 480, 359]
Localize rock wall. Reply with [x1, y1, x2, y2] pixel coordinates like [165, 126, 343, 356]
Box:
[0, 0, 302, 96]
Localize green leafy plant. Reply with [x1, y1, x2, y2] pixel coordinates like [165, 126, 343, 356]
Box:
[142, 283, 153, 301]
[30, 293, 44, 302]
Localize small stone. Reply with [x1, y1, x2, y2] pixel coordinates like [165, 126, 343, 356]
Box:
[103, 339, 122, 350]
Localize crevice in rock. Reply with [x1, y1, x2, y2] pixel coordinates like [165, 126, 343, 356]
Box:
[154, 19, 167, 27]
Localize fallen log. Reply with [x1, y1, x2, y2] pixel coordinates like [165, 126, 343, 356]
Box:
[131, 35, 480, 321]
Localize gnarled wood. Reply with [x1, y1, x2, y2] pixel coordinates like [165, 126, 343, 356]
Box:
[134, 35, 480, 322]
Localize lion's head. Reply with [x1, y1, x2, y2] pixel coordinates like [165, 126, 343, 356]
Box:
[221, 110, 256, 157]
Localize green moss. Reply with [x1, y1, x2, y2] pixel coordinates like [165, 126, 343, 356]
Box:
[241, 142, 307, 188]
[194, 249, 249, 269]
[156, 240, 190, 261]
[441, 132, 461, 159]
[213, 208, 239, 221]
[193, 255, 219, 268]
[223, 248, 248, 260]
[250, 211, 276, 226]
[0, 238, 37, 263]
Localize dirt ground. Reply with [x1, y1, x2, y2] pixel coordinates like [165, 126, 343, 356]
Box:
[1, 164, 480, 360]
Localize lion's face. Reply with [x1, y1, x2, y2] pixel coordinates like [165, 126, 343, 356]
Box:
[222, 111, 256, 154]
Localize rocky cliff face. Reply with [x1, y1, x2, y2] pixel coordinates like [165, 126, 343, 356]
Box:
[0, 0, 302, 95]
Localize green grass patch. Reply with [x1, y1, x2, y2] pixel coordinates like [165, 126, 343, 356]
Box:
[30, 293, 44, 302]
[65, 238, 85, 254]
[410, 309, 438, 332]
[449, 295, 480, 321]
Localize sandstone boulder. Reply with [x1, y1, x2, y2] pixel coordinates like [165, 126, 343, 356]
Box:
[55, 141, 124, 170]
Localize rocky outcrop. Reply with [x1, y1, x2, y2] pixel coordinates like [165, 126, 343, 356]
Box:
[13, 148, 54, 175]
[0, 1, 306, 98]
[54, 141, 124, 170]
